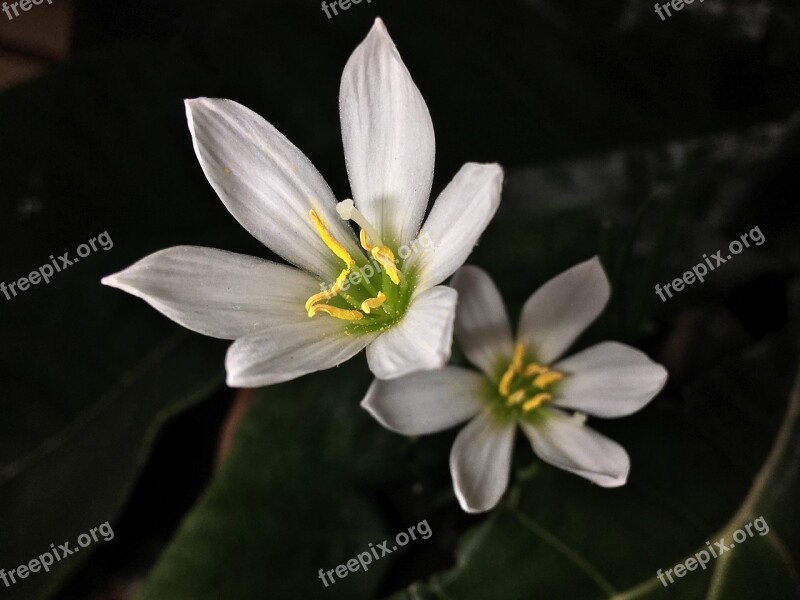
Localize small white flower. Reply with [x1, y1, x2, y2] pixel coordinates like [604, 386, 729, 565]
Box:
[362, 258, 668, 513]
[102, 19, 503, 387]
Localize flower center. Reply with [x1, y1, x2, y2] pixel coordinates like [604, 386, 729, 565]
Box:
[304, 201, 414, 331]
[484, 341, 564, 423]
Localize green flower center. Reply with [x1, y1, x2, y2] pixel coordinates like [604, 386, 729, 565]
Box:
[482, 341, 565, 424]
[304, 202, 418, 335]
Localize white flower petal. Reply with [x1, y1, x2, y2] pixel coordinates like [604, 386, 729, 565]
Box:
[185, 97, 363, 280]
[517, 256, 610, 364]
[339, 18, 435, 247]
[450, 412, 515, 513]
[521, 408, 629, 487]
[225, 319, 375, 388]
[366, 285, 457, 379]
[552, 342, 668, 418]
[361, 366, 484, 435]
[102, 246, 317, 340]
[412, 163, 504, 292]
[450, 265, 514, 377]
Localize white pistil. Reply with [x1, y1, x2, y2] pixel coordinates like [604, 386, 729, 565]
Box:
[571, 412, 588, 426]
[337, 199, 385, 248]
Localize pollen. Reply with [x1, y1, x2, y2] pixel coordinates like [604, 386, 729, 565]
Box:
[498, 366, 515, 396]
[533, 371, 564, 388]
[306, 210, 359, 320]
[361, 231, 400, 285]
[523, 363, 548, 376]
[522, 393, 552, 412]
[511, 341, 525, 372]
[305, 268, 349, 315]
[361, 292, 387, 314]
[309, 209, 355, 267]
[308, 304, 363, 321]
[374, 248, 400, 284]
[506, 389, 526, 405]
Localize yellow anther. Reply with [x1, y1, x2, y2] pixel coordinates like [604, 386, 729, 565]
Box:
[524, 363, 549, 377]
[305, 289, 333, 314]
[309, 209, 355, 267]
[360, 292, 387, 314]
[512, 342, 525, 372]
[533, 371, 564, 388]
[522, 393, 552, 412]
[371, 246, 400, 285]
[306, 210, 362, 321]
[498, 365, 515, 396]
[307, 304, 364, 321]
[499, 342, 526, 396]
[305, 268, 350, 315]
[359, 229, 401, 286]
[507, 390, 526, 405]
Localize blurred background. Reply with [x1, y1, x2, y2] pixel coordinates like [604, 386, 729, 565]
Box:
[1, 0, 799, 598]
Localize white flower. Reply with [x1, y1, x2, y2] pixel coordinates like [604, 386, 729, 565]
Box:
[362, 258, 668, 513]
[101, 19, 503, 387]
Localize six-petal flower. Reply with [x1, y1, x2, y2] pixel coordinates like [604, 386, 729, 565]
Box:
[102, 18, 503, 386]
[362, 258, 668, 513]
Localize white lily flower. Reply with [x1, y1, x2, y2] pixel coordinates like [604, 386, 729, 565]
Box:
[362, 258, 668, 513]
[101, 19, 503, 387]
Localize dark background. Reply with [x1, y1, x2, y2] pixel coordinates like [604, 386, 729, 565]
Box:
[1, 1, 799, 599]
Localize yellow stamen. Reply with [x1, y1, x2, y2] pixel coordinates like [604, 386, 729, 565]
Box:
[305, 289, 334, 314]
[309, 209, 355, 267]
[524, 363, 548, 377]
[523, 393, 552, 412]
[507, 390, 526, 405]
[512, 342, 525, 372]
[360, 292, 387, 314]
[305, 268, 350, 315]
[306, 210, 362, 321]
[533, 371, 564, 388]
[339, 200, 402, 286]
[371, 246, 400, 284]
[308, 304, 364, 321]
[498, 365, 515, 396]
[499, 343, 526, 396]
[358, 228, 401, 285]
